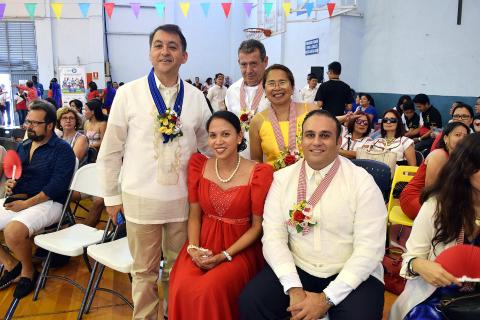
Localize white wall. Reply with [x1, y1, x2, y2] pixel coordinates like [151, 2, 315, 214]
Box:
[106, 0, 247, 83]
[356, 0, 480, 96]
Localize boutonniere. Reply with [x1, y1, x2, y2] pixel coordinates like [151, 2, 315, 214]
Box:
[239, 109, 255, 132]
[286, 200, 317, 235]
[156, 108, 183, 143]
[273, 149, 302, 171]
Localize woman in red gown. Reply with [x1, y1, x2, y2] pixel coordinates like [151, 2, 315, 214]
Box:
[168, 111, 273, 320]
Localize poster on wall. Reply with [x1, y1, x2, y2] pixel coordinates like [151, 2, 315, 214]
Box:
[58, 66, 86, 107]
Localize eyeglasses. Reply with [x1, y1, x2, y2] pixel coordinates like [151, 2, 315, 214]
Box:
[61, 116, 76, 122]
[452, 114, 471, 120]
[355, 119, 369, 126]
[24, 119, 46, 127]
[265, 80, 290, 89]
[382, 117, 398, 124]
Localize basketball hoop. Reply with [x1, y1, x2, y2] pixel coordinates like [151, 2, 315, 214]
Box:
[243, 28, 272, 40]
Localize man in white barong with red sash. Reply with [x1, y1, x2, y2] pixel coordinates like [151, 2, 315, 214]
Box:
[225, 39, 270, 159]
[97, 24, 210, 319]
[240, 110, 387, 320]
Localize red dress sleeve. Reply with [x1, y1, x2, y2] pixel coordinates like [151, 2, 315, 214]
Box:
[250, 163, 274, 216]
[187, 153, 208, 203]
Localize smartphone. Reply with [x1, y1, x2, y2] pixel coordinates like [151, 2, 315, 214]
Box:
[3, 194, 28, 207]
[116, 211, 125, 225]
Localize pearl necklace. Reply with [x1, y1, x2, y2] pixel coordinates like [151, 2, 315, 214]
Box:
[215, 156, 241, 183]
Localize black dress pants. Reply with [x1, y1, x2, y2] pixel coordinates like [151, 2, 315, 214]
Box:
[239, 265, 384, 320]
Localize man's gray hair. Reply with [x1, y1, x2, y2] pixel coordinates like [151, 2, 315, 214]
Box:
[238, 39, 267, 61]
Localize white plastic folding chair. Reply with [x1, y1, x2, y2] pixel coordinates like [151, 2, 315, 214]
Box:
[32, 163, 107, 300]
[78, 233, 133, 319]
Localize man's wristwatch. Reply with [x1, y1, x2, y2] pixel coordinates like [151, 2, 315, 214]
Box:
[323, 292, 335, 307]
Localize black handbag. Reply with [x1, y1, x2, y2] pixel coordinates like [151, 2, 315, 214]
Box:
[438, 291, 480, 320]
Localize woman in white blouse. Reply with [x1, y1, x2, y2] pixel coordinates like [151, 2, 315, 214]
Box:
[340, 111, 372, 159]
[389, 134, 480, 320]
[371, 109, 416, 166]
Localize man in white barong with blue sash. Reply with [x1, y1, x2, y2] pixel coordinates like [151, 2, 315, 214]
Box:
[97, 24, 210, 319]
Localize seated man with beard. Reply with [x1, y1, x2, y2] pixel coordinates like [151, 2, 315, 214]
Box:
[0, 100, 76, 298]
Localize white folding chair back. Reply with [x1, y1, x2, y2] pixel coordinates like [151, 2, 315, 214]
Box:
[69, 163, 103, 196]
[32, 163, 106, 302]
[87, 237, 133, 273]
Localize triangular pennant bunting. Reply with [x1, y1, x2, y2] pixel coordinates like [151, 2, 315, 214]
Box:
[243, 2, 254, 17]
[104, 2, 115, 19]
[154, 3, 165, 18]
[0, 3, 6, 21]
[327, 2, 335, 17]
[24, 3, 37, 19]
[51, 2, 63, 20]
[296, 10, 306, 16]
[282, 2, 291, 17]
[200, 2, 210, 17]
[264, 2, 273, 18]
[221, 2, 232, 18]
[78, 3, 90, 18]
[179, 2, 190, 17]
[305, 2, 314, 17]
[130, 3, 141, 18]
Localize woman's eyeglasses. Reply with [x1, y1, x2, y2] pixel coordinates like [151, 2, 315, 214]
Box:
[452, 114, 471, 121]
[355, 119, 369, 126]
[382, 117, 398, 124]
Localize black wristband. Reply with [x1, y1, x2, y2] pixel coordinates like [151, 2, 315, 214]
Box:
[407, 257, 419, 276]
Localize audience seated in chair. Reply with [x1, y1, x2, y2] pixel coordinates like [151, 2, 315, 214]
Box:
[370, 109, 416, 166]
[339, 111, 372, 159]
[56, 106, 104, 227]
[0, 100, 76, 298]
[389, 134, 480, 320]
[400, 122, 469, 220]
[240, 110, 387, 320]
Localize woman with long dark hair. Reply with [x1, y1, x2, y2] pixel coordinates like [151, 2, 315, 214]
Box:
[84, 99, 107, 150]
[370, 109, 416, 166]
[389, 133, 480, 320]
[168, 111, 273, 319]
[400, 122, 469, 219]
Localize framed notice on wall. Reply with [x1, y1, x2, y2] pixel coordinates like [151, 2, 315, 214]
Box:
[305, 38, 319, 55]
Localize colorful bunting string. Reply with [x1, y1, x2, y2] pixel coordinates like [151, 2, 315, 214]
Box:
[130, 3, 141, 18]
[200, 2, 210, 17]
[243, 2, 254, 17]
[24, 2, 37, 19]
[104, 2, 115, 19]
[305, 2, 314, 17]
[282, 2, 291, 17]
[221, 2, 231, 18]
[51, 2, 63, 20]
[327, 2, 336, 17]
[1, 1, 335, 21]
[154, 3, 165, 18]
[179, 2, 190, 17]
[0, 3, 6, 21]
[78, 3, 90, 18]
[264, 2, 273, 18]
